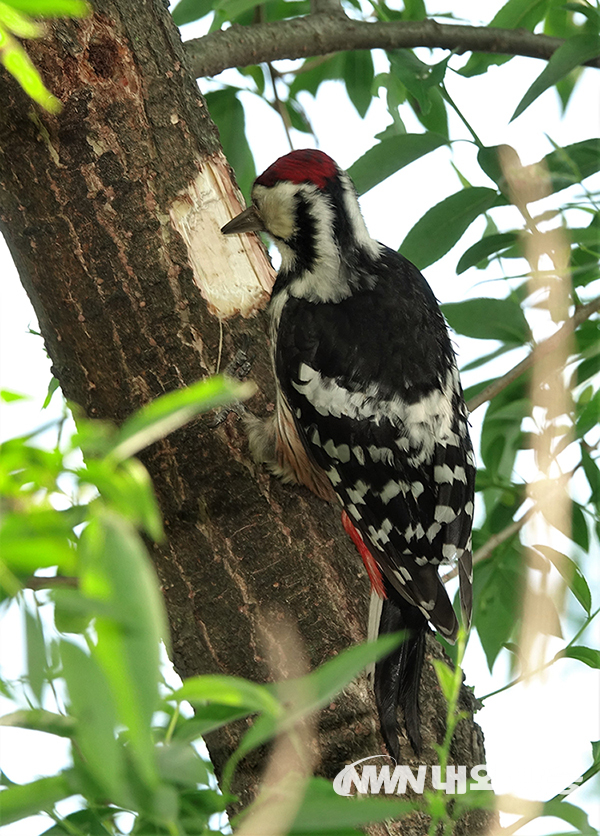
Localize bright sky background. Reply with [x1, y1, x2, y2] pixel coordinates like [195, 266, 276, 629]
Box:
[1, 1, 599, 833]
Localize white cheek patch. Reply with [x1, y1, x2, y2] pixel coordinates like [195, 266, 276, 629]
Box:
[253, 183, 297, 241]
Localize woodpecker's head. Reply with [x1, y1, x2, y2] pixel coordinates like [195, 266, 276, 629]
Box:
[222, 150, 380, 302]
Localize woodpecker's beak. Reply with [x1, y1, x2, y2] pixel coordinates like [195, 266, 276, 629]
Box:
[221, 205, 264, 235]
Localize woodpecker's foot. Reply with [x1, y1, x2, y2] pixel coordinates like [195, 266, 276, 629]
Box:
[224, 337, 253, 382]
[209, 338, 254, 427]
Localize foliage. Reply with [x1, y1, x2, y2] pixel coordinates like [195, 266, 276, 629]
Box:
[1, 0, 600, 832]
[0, 0, 89, 111]
[0, 388, 477, 834]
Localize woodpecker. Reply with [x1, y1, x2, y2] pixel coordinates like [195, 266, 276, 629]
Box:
[222, 149, 475, 757]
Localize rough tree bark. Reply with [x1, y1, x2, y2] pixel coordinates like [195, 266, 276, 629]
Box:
[0, 1, 490, 831]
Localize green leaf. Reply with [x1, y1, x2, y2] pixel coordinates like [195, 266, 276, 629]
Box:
[173, 674, 282, 716]
[580, 444, 600, 502]
[400, 188, 502, 269]
[343, 50, 374, 118]
[441, 297, 529, 344]
[107, 375, 254, 462]
[542, 799, 597, 834]
[38, 808, 115, 836]
[172, 704, 254, 740]
[171, 0, 214, 25]
[283, 776, 417, 833]
[1, 0, 89, 15]
[456, 232, 519, 273]
[0, 389, 29, 403]
[61, 640, 128, 802]
[25, 607, 46, 703]
[512, 34, 600, 121]
[42, 376, 60, 409]
[532, 546, 592, 615]
[225, 633, 404, 785]
[473, 538, 525, 669]
[0, 2, 42, 36]
[79, 513, 168, 789]
[543, 138, 600, 194]
[348, 132, 448, 195]
[0, 25, 60, 112]
[432, 658, 454, 701]
[0, 709, 75, 737]
[0, 773, 75, 825]
[572, 502, 590, 553]
[561, 646, 600, 669]
[77, 458, 163, 541]
[204, 90, 256, 198]
[156, 741, 210, 788]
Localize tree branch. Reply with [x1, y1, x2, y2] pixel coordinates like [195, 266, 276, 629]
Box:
[442, 509, 533, 583]
[184, 16, 600, 79]
[467, 294, 600, 414]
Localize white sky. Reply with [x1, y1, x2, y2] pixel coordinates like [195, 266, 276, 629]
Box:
[1, 3, 600, 834]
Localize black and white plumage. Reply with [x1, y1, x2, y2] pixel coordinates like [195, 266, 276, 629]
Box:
[222, 149, 475, 757]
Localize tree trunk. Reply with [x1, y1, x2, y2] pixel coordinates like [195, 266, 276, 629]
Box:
[0, 2, 491, 830]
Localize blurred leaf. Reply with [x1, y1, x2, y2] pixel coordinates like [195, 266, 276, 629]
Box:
[204, 90, 256, 198]
[171, 0, 214, 25]
[441, 297, 529, 344]
[42, 376, 60, 409]
[348, 132, 447, 195]
[172, 704, 254, 740]
[400, 188, 502, 269]
[61, 640, 128, 801]
[52, 588, 101, 635]
[282, 776, 417, 832]
[0, 3, 42, 36]
[0, 389, 29, 402]
[77, 458, 163, 541]
[38, 808, 115, 836]
[561, 646, 600, 669]
[107, 375, 254, 463]
[2, 0, 89, 15]
[342, 49, 374, 118]
[25, 607, 46, 703]
[0, 773, 75, 825]
[174, 674, 281, 716]
[0, 709, 76, 737]
[0, 25, 60, 112]
[542, 798, 597, 833]
[432, 658, 454, 701]
[79, 513, 168, 789]
[156, 741, 210, 788]
[511, 34, 600, 120]
[457, 232, 519, 273]
[533, 546, 592, 615]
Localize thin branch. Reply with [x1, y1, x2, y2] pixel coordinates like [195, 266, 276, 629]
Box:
[467, 294, 600, 414]
[442, 509, 533, 583]
[185, 16, 600, 79]
[24, 576, 79, 590]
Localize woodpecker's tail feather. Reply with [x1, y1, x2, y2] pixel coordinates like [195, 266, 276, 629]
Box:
[373, 595, 428, 759]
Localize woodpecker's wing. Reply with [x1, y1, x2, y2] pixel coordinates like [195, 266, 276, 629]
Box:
[275, 249, 475, 638]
